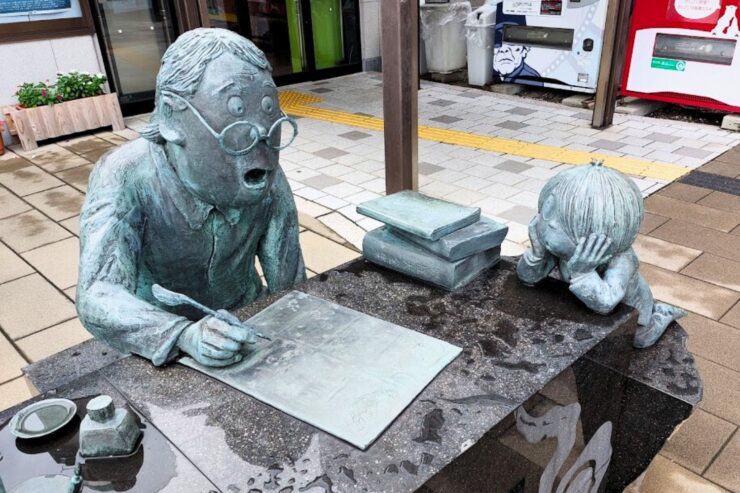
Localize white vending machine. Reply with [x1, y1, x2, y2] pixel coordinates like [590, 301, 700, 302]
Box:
[487, 0, 609, 93]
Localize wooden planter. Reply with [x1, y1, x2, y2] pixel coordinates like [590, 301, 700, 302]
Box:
[2, 93, 125, 151]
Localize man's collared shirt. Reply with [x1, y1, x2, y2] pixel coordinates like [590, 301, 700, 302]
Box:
[77, 139, 305, 365]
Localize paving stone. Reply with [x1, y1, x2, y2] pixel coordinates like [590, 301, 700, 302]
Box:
[0, 377, 37, 413]
[60, 215, 80, 236]
[0, 242, 33, 284]
[681, 253, 740, 292]
[419, 162, 445, 175]
[658, 182, 713, 203]
[675, 146, 714, 159]
[705, 430, 740, 492]
[590, 139, 625, 151]
[299, 231, 360, 273]
[645, 132, 680, 144]
[498, 205, 537, 225]
[623, 455, 727, 493]
[21, 237, 80, 290]
[55, 163, 93, 192]
[313, 147, 349, 159]
[651, 219, 740, 262]
[495, 160, 532, 173]
[662, 409, 736, 475]
[293, 184, 326, 201]
[294, 196, 331, 218]
[639, 263, 739, 320]
[0, 153, 33, 173]
[646, 195, 739, 233]
[681, 171, 740, 196]
[322, 182, 364, 198]
[301, 173, 343, 190]
[430, 115, 462, 124]
[0, 274, 76, 340]
[94, 131, 129, 146]
[700, 160, 740, 179]
[58, 136, 114, 159]
[14, 144, 90, 173]
[624, 455, 727, 493]
[634, 234, 701, 272]
[698, 191, 740, 214]
[0, 164, 63, 196]
[428, 99, 456, 107]
[695, 355, 740, 426]
[507, 106, 537, 116]
[16, 317, 92, 363]
[338, 130, 371, 141]
[297, 214, 346, 245]
[496, 120, 527, 131]
[0, 332, 27, 384]
[0, 210, 71, 253]
[720, 302, 740, 330]
[318, 212, 366, 250]
[22, 185, 85, 221]
[313, 194, 349, 210]
[682, 313, 740, 373]
[0, 185, 31, 219]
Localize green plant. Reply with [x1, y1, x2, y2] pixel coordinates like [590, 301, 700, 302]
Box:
[15, 82, 61, 108]
[56, 71, 107, 101]
[14, 71, 107, 108]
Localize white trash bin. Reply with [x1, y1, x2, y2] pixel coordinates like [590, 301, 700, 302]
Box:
[466, 4, 496, 86]
[420, 1, 471, 74]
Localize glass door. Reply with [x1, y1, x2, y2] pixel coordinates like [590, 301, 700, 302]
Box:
[92, 0, 178, 105]
[206, 0, 361, 83]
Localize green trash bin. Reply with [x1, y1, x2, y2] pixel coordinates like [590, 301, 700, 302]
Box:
[311, 0, 344, 70]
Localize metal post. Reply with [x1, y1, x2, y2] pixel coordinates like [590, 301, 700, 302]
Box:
[381, 0, 419, 193]
[592, 0, 632, 128]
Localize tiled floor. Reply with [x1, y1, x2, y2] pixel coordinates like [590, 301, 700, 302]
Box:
[0, 72, 739, 492]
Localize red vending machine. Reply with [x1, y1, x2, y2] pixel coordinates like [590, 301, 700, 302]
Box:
[622, 0, 740, 112]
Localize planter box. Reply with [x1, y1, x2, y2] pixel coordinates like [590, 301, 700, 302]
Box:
[2, 93, 125, 151]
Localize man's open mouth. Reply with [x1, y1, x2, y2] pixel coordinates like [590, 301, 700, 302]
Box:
[244, 168, 270, 188]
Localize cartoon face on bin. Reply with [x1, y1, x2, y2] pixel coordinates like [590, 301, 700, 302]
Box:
[492, 4, 543, 85]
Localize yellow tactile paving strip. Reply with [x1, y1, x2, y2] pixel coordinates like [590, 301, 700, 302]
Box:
[279, 90, 690, 181]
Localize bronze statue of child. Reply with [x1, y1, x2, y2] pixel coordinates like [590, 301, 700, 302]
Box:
[517, 161, 686, 348]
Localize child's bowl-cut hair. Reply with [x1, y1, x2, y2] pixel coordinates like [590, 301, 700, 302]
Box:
[538, 162, 644, 254]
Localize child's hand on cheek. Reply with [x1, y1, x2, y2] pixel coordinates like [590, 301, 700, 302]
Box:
[566, 234, 613, 278]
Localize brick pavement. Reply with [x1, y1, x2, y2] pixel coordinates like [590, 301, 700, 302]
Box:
[0, 73, 739, 492]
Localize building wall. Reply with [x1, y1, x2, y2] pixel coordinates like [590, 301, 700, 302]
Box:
[0, 35, 105, 108]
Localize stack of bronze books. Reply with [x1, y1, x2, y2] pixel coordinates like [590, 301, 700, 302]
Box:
[357, 191, 508, 290]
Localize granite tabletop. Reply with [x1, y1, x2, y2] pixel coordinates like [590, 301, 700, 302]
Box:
[10, 258, 701, 493]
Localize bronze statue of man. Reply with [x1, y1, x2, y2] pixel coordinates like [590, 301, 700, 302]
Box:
[77, 28, 306, 368]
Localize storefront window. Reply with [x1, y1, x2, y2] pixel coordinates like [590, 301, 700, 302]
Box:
[205, 0, 360, 80]
[0, 0, 94, 42]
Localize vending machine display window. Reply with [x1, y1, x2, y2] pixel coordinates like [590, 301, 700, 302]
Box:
[622, 0, 740, 112]
[491, 0, 608, 93]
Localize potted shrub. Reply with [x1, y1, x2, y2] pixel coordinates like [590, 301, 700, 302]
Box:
[2, 71, 125, 151]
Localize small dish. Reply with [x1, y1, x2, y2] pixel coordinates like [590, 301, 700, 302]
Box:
[9, 398, 78, 439]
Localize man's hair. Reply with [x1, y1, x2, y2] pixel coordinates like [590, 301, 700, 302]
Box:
[538, 163, 644, 254]
[141, 28, 271, 143]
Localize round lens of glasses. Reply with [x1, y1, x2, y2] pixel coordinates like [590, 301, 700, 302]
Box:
[268, 118, 298, 150]
[221, 122, 260, 155]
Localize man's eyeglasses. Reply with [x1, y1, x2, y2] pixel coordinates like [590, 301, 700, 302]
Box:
[162, 90, 298, 156]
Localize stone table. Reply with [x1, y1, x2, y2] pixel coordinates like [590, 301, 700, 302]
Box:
[1, 259, 701, 493]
